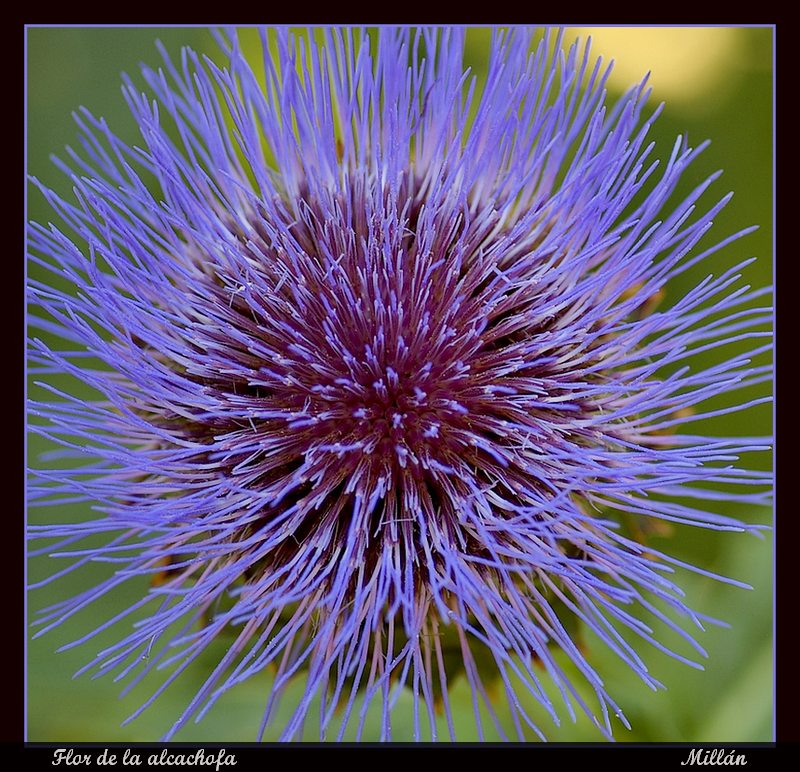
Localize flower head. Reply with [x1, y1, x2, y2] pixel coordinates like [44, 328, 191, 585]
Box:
[28, 27, 772, 741]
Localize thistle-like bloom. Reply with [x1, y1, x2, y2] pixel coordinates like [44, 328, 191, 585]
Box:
[28, 28, 772, 741]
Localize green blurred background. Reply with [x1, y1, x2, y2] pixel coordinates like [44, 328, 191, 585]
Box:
[26, 27, 773, 742]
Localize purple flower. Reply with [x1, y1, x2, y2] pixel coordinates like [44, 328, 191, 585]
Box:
[28, 28, 772, 741]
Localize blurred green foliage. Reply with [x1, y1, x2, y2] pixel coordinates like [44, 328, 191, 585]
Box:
[26, 26, 773, 742]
